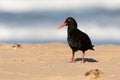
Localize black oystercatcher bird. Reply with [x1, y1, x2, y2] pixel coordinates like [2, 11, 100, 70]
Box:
[57, 17, 94, 63]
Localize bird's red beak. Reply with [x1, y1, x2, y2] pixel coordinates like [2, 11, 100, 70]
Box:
[57, 23, 67, 29]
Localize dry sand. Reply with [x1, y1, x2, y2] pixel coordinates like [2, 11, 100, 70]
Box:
[0, 43, 120, 80]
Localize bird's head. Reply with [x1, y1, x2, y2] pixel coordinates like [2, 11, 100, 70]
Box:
[57, 17, 77, 29]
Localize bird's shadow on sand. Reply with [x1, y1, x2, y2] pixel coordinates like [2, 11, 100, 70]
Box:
[75, 58, 98, 63]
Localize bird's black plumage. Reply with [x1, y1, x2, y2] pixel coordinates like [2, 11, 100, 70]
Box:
[67, 29, 94, 53]
[65, 17, 94, 52]
[58, 17, 94, 63]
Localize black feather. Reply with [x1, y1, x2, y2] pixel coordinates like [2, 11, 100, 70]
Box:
[66, 17, 94, 53]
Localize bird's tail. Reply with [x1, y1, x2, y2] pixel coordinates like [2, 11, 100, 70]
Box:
[90, 45, 95, 51]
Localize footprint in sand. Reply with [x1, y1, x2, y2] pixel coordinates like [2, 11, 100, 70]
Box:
[37, 57, 45, 63]
[85, 69, 104, 80]
[12, 44, 22, 49]
[13, 58, 25, 64]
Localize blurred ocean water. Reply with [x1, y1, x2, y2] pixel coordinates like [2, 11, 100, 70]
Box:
[0, 6, 120, 45]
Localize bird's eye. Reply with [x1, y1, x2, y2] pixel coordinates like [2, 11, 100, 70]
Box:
[68, 19, 71, 21]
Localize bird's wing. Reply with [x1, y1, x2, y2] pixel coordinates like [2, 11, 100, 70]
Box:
[70, 29, 92, 46]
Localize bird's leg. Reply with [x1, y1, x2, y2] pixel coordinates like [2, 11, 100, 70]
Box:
[70, 51, 75, 63]
[81, 52, 85, 63]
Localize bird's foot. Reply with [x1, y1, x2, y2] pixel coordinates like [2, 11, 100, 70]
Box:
[69, 58, 75, 63]
[70, 60, 75, 63]
[68, 59, 75, 63]
[80, 60, 85, 63]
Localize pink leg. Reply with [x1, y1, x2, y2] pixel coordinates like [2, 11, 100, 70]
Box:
[70, 51, 75, 63]
[81, 52, 85, 63]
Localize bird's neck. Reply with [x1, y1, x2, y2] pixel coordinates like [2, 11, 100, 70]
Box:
[67, 25, 77, 34]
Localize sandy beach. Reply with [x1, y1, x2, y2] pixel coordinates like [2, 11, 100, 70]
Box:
[0, 43, 120, 80]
